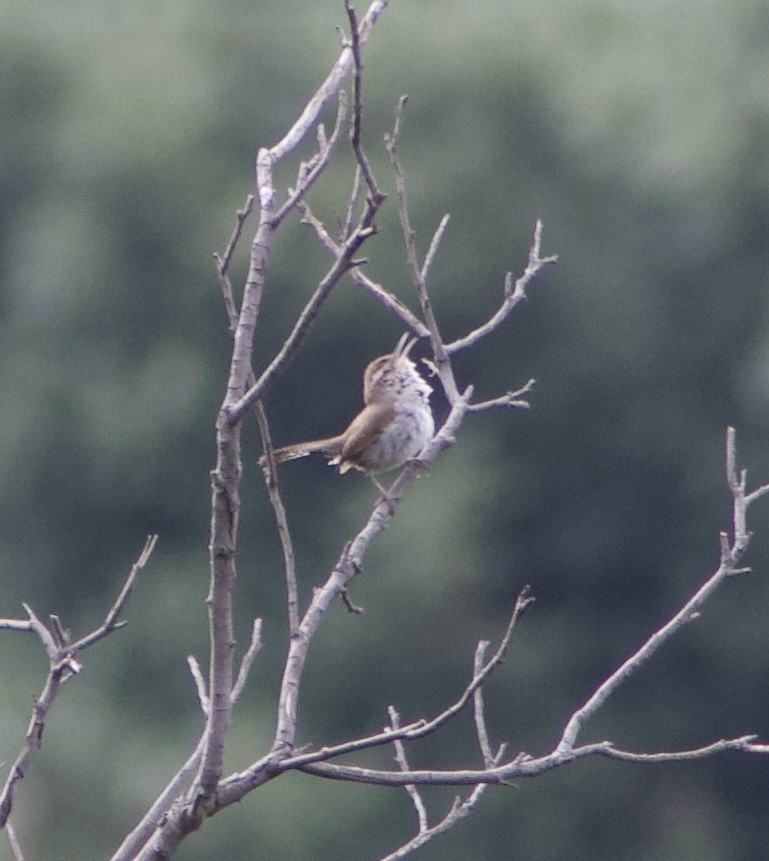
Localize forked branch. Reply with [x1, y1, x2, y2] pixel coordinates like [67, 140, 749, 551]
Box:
[0, 535, 158, 830]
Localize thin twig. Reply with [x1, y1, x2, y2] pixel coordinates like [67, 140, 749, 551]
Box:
[19, 603, 59, 659]
[377, 758, 503, 861]
[346, 1, 385, 204]
[270, 585, 533, 772]
[420, 214, 450, 284]
[214, 194, 254, 333]
[6, 819, 25, 861]
[445, 220, 557, 355]
[272, 91, 349, 229]
[0, 536, 158, 830]
[388, 707, 428, 832]
[255, 401, 300, 632]
[0, 657, 74, 828]
[342, 165, 364, 240]
[300, 200, 429, 334]
[231, 619, 264, 704]
[472, 643, 495, 768]
[466, 379, 537, 412]
[227, 201, 383, 422]
[596, 736, 766, 763]
[188, 655, 210, 716]
[558, 427, 763, 753]
[266, 0, 391, 167]
[71, 534, 158, 653]
[385, 96, 460, 404]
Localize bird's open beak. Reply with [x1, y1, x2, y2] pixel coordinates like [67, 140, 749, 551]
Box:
[394, 332, 417, 358]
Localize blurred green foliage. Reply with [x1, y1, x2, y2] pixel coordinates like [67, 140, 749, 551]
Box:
[3, 1, 769, 859]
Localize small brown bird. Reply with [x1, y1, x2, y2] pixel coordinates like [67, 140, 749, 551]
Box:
[262, 334, 434, 478]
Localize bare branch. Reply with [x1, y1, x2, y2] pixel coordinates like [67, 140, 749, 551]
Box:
[71, 534, 158, 653]
[596, 736, 765, 763]
[110, 730, 208, 861]
[296, 731, 766, 788]
[557, 427, 767, 754]
[745, 483, 769, 507]
[445, 220, 557, 355]
[6, 819, 25, 861]
[269, 389, 474, 757]
[0, 617, 34, 633]
[385, 96, 461, 405]
[188, 655, 210, 716]
[265, 0, 391, 168]
[388, 707, 428, 833]
[227, 6, 392, 425]
[262, 585, 534, 775]
[346, 1, 386, 205]
[285, 435, 769, 788]
[196, 451, 239, 811]
[473, 643, 495, 768]
[421, 214, 450, 284]
[231, 619, 264, 704]
[0, 656, 75, 827]
[0, 536, 158, 830]
[466, 379, 537, 413]
[300, 199, 429, 334]
[214, 194, 254, 334]
[124, 8, 394, 855]
[227, 203, 383, 422]
[557, 568, 721, 754]
[272, 90, 349, 229]
[255, 401, 299, 632]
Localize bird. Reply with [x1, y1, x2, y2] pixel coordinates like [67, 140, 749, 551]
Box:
[261, 333, 434, 483]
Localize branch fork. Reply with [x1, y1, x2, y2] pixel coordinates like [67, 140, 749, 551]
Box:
[0, 535, 158, 831]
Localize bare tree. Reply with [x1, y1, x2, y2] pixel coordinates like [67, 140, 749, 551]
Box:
[3, 3, 769, 859]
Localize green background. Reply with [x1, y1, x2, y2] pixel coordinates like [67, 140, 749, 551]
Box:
[2, 1, 769, 859]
